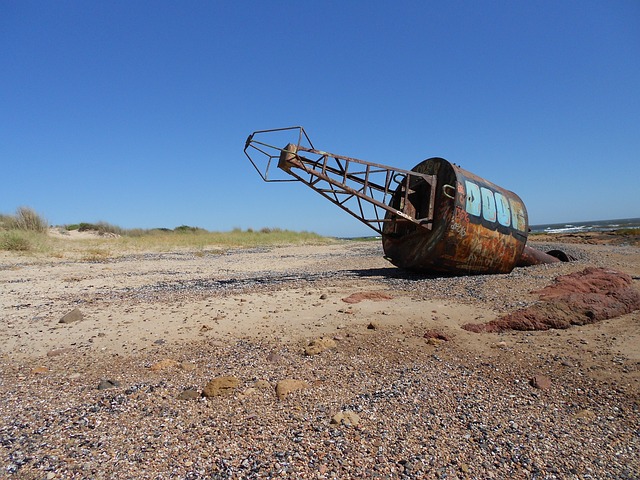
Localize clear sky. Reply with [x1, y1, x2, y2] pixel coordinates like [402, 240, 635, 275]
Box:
[2, 1, 639, 237]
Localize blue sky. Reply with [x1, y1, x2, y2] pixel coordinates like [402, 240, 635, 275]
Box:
[2, 1, 639, 237]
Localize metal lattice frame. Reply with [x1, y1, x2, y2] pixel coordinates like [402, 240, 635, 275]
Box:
[244, 126, 436, 235]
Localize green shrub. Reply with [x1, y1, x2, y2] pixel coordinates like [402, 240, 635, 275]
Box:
[67, 221, 124, 236]
[77, 223, 95, 231]
[174, 225, 205, 233]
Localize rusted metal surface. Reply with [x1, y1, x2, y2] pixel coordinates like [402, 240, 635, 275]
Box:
[381, 158, 531, 274]
[244, 127, 568, 275]
[517, 245, 563, 267]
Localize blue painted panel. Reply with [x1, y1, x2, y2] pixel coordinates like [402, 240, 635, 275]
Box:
[480, 187, 497, 222]
[495, 192, 511, 227]
[465, 181, 481, 216]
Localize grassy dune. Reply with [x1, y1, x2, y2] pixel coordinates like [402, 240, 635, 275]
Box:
[2, 228, 334, 260]
[0, 208, 333, 260]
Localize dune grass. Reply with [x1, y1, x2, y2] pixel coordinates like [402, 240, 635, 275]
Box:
[0, 207, 334, 259]
[1, 219, 333, 261]
[2, 228, 333, 260]
[109, 227, 332, 253]
[0, 208, 51, 253]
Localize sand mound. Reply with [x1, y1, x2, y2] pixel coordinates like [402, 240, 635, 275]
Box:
[48, 227, 119, 239]
[463, 267, 640, 333]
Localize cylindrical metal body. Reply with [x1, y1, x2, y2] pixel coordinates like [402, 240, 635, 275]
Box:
[517, 245, 563, 267]
[382, 158, 529, 274]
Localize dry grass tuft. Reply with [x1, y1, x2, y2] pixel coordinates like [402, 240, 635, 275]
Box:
[13, 207, 49, 233]
[0, 231, 33, 251]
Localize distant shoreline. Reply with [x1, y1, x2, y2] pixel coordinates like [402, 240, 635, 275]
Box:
[528, 229, 640, 246]
[529, 217, 640, 234]
[340, 220, 640, 243]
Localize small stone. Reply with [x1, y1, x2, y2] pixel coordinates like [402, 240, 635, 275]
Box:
[275, 379, 309, 399]
[330, 410, 361, 427]
[59, 308, 83, 324]
[530, 374, 551, 390]
[202, 376, 240, 397]
[149, 359, 179, 371]
[98, 379, 120, 390]
[423, 330, 450, 341]
[342, 292, 393, 304]
[304, 337, 336, 355]
[176, 389, 200, 400]
[574, 409, 596, 420]
[31, 366, 48, 374]
[46, 347, 74, 357]
[367, 322, 380, 330]
[320, 294, 328, 300]
[266, 352, 284, 363]
[179, 361, 197, 371]
[254, 380, 271, 389]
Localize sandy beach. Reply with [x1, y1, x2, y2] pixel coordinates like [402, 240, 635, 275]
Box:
[1, 235, 638, 479]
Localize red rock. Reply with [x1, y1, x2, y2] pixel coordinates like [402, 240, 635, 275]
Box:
[530, 374, 552, 390]
[535, 267, 634, 299]
[463, 268, 640, 333]
[423, 330, 450, 341]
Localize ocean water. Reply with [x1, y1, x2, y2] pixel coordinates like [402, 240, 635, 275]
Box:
[530, 217, 640, 234]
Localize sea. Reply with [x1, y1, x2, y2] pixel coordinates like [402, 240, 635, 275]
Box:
[530, 217, 640, 234]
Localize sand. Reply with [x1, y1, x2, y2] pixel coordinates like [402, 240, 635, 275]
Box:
[0, 235, 638, 478]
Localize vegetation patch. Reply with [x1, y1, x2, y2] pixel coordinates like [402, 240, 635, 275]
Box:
[1, 207, 49, 233]
[81, 248, 112, 262]
[1, 206, 333, 256]
[0, 231, 33, 252]
[64, 222, 124, 236]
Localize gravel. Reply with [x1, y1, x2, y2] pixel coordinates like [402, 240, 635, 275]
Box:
[1, 240, 638, 479]
[2, 336, 638, 479]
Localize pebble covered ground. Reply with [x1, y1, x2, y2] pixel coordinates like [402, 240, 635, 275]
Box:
[1, 240, 638, 479]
